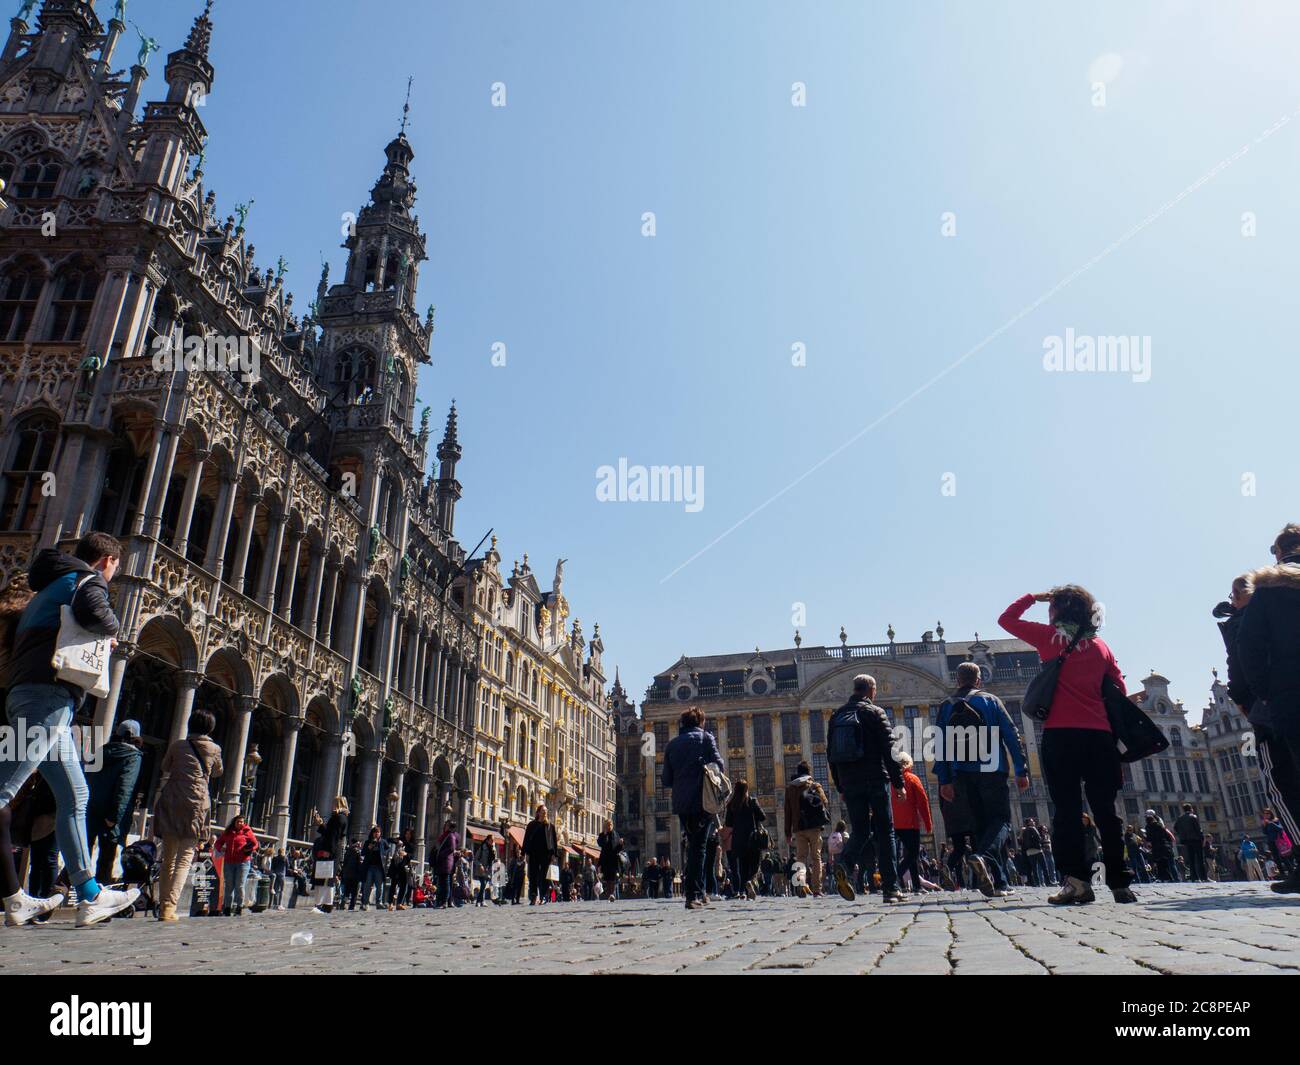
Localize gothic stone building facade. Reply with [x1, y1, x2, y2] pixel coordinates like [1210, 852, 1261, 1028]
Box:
[0, 1, 494, 868]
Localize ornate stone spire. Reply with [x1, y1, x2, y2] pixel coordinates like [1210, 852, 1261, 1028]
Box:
[185, 0, 214, 57]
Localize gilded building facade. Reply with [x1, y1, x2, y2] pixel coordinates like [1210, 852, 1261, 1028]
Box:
[0, 1, 484, 869]
[459, 549, 616, 854]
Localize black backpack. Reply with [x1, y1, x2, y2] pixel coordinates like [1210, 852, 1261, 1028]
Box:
[946, 691, 987, 729]
[797, 784, 831, 831]
[827, 706, 866, 764]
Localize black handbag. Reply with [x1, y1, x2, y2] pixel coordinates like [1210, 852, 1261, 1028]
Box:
[1102, 675, 1170, 763]
[1022, 628, 1086, 721]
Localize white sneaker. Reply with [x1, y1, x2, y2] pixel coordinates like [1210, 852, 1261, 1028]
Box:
[4, 890, 66, 927]
[75, 886, 140, 927]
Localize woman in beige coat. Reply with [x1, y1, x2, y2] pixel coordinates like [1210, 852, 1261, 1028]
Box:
[153, 707, 223, 920]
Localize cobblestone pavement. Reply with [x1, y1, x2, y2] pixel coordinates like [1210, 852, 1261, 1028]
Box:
[1, 882, 1295, 975]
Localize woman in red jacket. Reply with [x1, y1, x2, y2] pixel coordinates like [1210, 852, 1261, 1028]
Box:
[892, 752, 938, 892]
[999, 586, 1136, 905]
[214, 815, 259, 916]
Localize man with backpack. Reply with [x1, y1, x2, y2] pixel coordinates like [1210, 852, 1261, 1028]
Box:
[932, 662, 1029, 899]
[783, 760, 830, 897]
[827, 674, 905, 903]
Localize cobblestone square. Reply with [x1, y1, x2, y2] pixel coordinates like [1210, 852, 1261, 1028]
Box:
[2, 882, 1295, 976]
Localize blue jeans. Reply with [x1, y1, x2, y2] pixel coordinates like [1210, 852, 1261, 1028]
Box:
[0, 684, 93, 884]
[838, 785, 898, 892]
[222, 860, 250, 911]
[362, 865, 385, 907]
[678, 812, 709, 902]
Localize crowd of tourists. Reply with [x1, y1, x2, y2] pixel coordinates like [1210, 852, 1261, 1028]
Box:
[1, 522, 1299, 927]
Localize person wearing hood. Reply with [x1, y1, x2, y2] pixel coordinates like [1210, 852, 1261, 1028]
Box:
[85, 719, 143, 883]
[1233, 523, 1300, 894]
[784, 760, 831, 897]
[0, 534, 139, 927]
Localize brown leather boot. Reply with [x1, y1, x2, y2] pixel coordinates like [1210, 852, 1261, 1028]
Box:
[159, 903, 178, 922]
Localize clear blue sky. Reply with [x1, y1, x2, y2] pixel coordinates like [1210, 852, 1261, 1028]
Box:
[129, 0, 1300, 721]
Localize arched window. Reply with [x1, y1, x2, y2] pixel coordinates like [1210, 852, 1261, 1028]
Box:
[333, 346, 374, 402]
[505, 653, 514, 686]
[0, 260, 43, 342]
[44, 263, 98, 342]
[384, 254, 400, 290]
[146, 288, 179, 348]
[92, 421, 148, 538]
[392, 362, 410, 427]
[362, 251, 378, 291]
[1170, 727, 1183, 748]
[11, 154, 60, 198]
[1, 413, 59, 530]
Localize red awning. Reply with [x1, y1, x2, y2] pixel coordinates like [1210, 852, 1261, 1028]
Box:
[467, 828, 503, 844]
[507, 826, 525, 849]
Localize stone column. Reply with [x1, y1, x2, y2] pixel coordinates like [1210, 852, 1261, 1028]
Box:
[272, 716, 304, 846]
[204, 472, 239, 577]
[318, 734, 343, 823]
[302, 546, 325, 639]
[277, 531, 302, 619]
[143, 425, 182, 540]
[413, 774, 431, 877]
[128, 423, 168, 537]
[357, 747, 383, 833]
[168, 670, 203, 745]
[170, 447, 209, 557]
[229, 490, 261, 595]
[256, 505, 287, 607]
[91, 647, 131, 755]
[403, 625, 420, 695]
[218, 695, 258, 824]
[437, 781, 453, 833]
[317, 562, 341, 646]
[456, 785, 469, 844]
[388, 762, 407, 836]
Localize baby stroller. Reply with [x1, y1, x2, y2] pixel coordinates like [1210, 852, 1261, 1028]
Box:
[118, 838, 161, 917]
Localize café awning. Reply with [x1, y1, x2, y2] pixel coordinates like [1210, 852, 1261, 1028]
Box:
[467, 828, 503, 844]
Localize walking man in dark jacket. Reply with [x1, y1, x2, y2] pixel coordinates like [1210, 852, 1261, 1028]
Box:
[1173, 803, 1207, 881]
[0, 534, 139, 927]
[1234, 523, 1300, 893]
[827, 674, 905, 903]
[661, 707, 723, 910]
